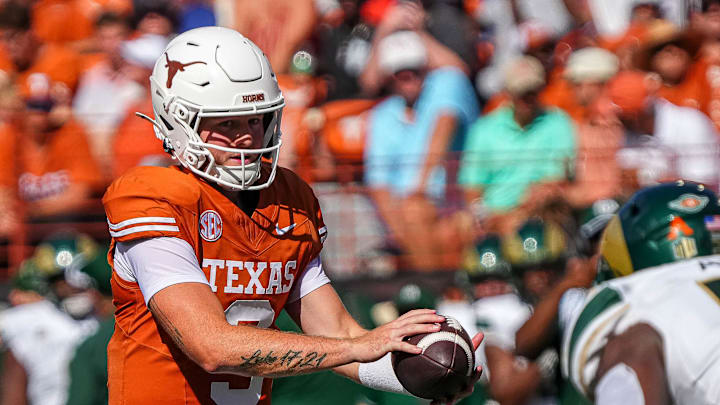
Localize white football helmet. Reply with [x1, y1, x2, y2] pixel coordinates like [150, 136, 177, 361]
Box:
[142, 26, 284, 191]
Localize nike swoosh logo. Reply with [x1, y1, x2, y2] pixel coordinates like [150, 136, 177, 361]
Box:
[275, 223, 296, 235]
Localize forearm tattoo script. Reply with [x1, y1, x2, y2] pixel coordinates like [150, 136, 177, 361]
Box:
[239, 349, 328, 369]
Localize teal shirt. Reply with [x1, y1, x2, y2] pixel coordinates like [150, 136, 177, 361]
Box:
[458, 107, 576, 211]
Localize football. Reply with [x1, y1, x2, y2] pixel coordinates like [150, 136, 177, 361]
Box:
[391, 316, 476, 399]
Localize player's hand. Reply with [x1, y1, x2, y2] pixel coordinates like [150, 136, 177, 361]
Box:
[430, 332, 484, 405]
[350, 309, 445, 363]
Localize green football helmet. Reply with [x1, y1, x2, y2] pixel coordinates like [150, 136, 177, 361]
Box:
[393, 284, 437, 315]
[502, 218, 568, 273]
[462, 234, 513, 282]
[17, 231, 111, 297]
[597, 181, 720, 281]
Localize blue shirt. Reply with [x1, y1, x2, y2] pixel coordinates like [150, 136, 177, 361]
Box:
[364, 68, 478, 199]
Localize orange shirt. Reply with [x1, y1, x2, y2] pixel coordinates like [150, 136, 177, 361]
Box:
[0, 123, 16, 189]
[0, 119, 102, 201]
[540, 77, 588, 123]
[111, 96, 168, 179]
[276, 74, 326, 179]
[320, 98, 376, 163]
[32, 0, 96, 44]
[655, 58, 708, 111]
[103, 165, 326, 405]
[13, 44, 83, 96]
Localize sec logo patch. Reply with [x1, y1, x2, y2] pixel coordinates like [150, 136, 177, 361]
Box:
[200, 210, 222, 242]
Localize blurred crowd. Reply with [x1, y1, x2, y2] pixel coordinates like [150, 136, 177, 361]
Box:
[1, 0, 720, 403]
[2, 0, 720, 278]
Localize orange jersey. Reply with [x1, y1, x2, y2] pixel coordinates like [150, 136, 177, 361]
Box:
[103, 165, 327, 405]
[0, 119, 103, 199]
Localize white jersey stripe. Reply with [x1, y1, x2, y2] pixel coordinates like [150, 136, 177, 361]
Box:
[109, 225, 180, 237]
[108, 216, 177, 230]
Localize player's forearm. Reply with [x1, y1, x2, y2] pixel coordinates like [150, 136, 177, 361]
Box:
[515, 280, 573, 358]
[209, 324, 361, 377]
[148, 293, 361, 378]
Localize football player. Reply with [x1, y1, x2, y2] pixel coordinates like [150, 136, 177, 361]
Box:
[562, 181, 720, 405]
[0, 232, 102, 405]
[103, 26, 483, 405]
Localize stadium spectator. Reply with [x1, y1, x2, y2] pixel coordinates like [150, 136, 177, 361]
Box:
[72, 13, 141, 179]
[459, 56, 576, 234]
[363, 29, 478, 270]
[109, 33, 171, 179]
[0, 232, 100, 405]
[276, 50, 328, 179]
[0, 75, 103, 220]
[176, 0, 216, 33]
[560, 48, 625, 207]
[131, 0, 178, 38]
[586, 0, 679, 39]
[358, 0, 470, 95]
[609, 70, 720, 187]
[0, 81, 21, 236]
[0, 1, 83, 94]
[223, 0, 316, 75]
[689, 0, 720, 128]
[30, 0, 132, 50]
[634, 20, 705, 109]
[554, 47, 619, 123]
[424, 0, 480, 74]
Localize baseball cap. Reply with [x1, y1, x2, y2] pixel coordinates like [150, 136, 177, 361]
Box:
[565, 47, 619, 83]
[378, 30, 427, 75]
[504, 56, 545, 96]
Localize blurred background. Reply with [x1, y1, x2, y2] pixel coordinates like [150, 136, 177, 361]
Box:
[0, 0, 718, 404]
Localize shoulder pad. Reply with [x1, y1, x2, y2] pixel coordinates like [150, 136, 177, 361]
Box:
[103, 167, 200, 243]
[104, 166, 201, 207]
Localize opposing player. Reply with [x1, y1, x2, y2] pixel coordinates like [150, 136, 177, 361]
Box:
[561, 181, 720, 405]
[103, 26, 482, 405]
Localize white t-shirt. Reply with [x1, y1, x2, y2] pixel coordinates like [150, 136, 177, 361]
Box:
[113, 237, 331, 305]
[616, 99, 719, 186]
[587, 0, 686, 38]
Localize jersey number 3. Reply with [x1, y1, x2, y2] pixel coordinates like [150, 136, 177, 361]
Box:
[211, 300, 275, 405]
